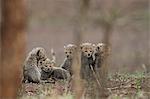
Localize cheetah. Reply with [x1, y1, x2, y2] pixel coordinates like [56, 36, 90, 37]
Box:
[50, 67, 71, 81]
[38, 58, 53, 80]
[60, 44, 77, 75]
[22, 47, 47, 83]
[80, 43, 96, 81]
[95, 43, 110, 68]
[39, 57, 70, 81]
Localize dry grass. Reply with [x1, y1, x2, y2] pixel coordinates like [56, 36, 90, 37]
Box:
[18, 72, 150, 99]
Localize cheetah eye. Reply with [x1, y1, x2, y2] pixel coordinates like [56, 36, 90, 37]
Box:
[69, 52, 72, 54]
[65, 52, 67, 54]
[85, 51, 87, 52]
[40, 61, 42, 64]
[90, 51, 92, 52]
[45, 65, 47, 67]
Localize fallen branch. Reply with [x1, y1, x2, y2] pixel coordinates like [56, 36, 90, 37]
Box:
[90, 65, 102, 89]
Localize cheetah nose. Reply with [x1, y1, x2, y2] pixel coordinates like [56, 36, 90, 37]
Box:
[67, 55, 69, 58]
[88, 54, 90, 56]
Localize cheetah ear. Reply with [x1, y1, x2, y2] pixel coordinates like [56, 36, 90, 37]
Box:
[80, 45, 83, 49]
[92, 44, 95, 47]
[37, 50, 41, 56]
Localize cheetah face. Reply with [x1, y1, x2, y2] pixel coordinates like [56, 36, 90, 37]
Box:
[96, 43, 110, 56]
[80, 43, 95, 58]
[64, 44, 77, 59]
[96, 43, 106, 53]
[41, 65, 52, 73]
[39, 58, 53, 72]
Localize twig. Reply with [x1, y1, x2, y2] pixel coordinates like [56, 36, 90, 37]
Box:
[90, 65, 102, 89]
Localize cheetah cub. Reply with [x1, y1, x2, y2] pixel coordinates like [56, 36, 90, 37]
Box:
[95, 43, 110, 68]
[39, 58, 70, 81]
[50, 67, 71, 81]
[22, 47, 47, 83]
[38, 58, 53, 80]
[60, 44, 77, 75]
[40, 61, 70, 81]
[80, 43, 96, 81]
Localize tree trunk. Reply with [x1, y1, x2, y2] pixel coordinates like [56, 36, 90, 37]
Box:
[72, 0, 90, 99]
[1, 0, 26, 98]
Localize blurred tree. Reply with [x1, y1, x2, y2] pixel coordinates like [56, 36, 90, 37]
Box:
[73, 0, 111, 98]
[94, 0, 149, 86]
[1, 0, 26, 98]
[94, 0, 122, 98]
[0, 30, 1, 98]
[72, 0, 90, 99]
[146, 26, 150, 73]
